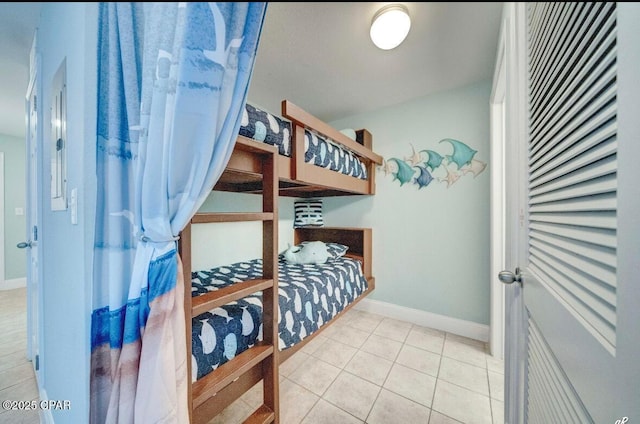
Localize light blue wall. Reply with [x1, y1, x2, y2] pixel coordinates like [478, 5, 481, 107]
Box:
[0, 133, 26, 280]
[326, 80, 492, 325]
[36, 3, 98, 422]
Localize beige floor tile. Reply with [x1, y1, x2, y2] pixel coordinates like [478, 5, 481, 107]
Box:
[491, 398, 504, 424]
[240, 381, 263, 409]
[360, 334, 402, 362]
[280, 379, 320, 424]
[0, 376, 39, 402]
[429, 410, 463, 423]
[327, 325, 371, 349]
[300, 335, 329, 355]
[373, 318, 412, 342]
[0, 407, 41, 424]
[486, 355, 505, 375]
[432, 380, 492, 424]
[366, 388, 431, 424]
[0, 363, 35, 391]
[345, 312, 384, 334]
[208, 398, 253, 424]
[438, 357, 490, 396]
[312, 339, 358, 369]
[323, 372, 380, 421]
[0, 351, 30, 373]
[442, 337, 487, 368]
[488, 371, 504, 402]
[280, 351, 311, 377]
[395, 344, 441, 377]
[446, 333, 487, 349]
[289, 357, 341, 396]
[344, 350, 393, 386]
[405, 328, 445, 354]
[383, 363, 436, 408]
[302, 399, 363, 424]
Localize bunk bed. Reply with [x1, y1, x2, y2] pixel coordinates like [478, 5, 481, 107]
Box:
[178, 100, 382, 424]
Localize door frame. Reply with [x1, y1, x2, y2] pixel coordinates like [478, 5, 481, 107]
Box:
[25, 44, 43, 385]
[0, 151, 4, 285]
[496, 3, 528, 424]
[489, 8, 506, 360]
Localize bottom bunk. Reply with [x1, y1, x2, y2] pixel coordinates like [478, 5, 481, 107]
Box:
[187, 227, 374, 422]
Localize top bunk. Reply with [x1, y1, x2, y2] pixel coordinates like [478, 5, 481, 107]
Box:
[213, 100, 384, 197]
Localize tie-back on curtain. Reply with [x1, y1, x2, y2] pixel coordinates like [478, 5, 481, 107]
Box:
[90, 3, 266, 422]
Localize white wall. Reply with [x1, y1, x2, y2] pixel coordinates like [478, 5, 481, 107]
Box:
[326, 80, 492, 325]
[195, 191, 296, 270]
[36, 3, 98, 422]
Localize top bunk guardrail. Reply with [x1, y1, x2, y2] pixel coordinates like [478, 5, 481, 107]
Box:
[213, 100, 383, 198]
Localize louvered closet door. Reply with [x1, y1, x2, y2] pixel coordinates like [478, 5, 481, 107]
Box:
[513, 2, 640, 423]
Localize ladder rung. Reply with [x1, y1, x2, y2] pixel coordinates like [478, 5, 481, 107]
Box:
[192, 212, 274, 224]
[192, 345, 274, 408]
[243, 405, 275, 424]
[192, 279, 274, 317]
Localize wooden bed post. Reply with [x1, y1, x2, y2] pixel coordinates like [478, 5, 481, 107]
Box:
[261, 149, 280, 423]
[178, 222, 193, 423]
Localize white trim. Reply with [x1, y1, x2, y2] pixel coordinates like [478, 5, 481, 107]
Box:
[37, 388, 55, 424]
[0, 151, 4, 283]
[0, 277, 27, 290]
[355, 298, 490, 343]
[489, 5, 508, 360]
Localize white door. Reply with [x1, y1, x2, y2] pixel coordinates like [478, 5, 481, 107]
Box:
[503, 3, 640, 423]
[23, 52, 41, 382]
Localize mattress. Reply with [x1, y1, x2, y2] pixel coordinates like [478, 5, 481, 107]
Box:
[191, 256, 369, 381]
[239, 103, 368, 180]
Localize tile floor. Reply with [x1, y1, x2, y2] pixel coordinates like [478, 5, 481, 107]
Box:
[0, 287, 40, 424]
[0, 288, 505, 424]
[211, 308, 505, 424]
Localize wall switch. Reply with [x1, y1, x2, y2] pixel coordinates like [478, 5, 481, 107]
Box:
[15, 207, 24, 216]
[70, 188, 78, 225]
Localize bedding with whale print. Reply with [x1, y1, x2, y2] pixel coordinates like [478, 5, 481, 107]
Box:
[190, 256, 368, 381]
[239, 103, 368, 180]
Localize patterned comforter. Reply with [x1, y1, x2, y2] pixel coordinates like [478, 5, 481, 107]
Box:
[191, 256, 368, 381]
[239, 103, 368, 180]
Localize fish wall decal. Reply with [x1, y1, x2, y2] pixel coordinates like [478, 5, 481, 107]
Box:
[380, 139, 487, 191]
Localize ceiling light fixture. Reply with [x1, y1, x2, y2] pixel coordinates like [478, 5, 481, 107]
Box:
[370, 4, 411, 50]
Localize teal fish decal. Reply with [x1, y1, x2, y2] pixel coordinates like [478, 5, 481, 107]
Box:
[439, 138, 477, 169]
[388, 158, 416, 186]
[420, 149, 445, 171]
[414, 165, 434, 189]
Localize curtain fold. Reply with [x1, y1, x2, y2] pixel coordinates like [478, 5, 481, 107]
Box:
[90, 3, 267, 422]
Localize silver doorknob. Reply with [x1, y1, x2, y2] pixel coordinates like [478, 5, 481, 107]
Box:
[499, 268, 522, 284]
[17, 241, 32, 249]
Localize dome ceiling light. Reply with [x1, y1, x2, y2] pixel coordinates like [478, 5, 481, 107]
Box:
[370, 4, 411, 50]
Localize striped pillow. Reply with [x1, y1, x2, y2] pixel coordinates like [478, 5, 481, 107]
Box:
[294, 199, 323, 228]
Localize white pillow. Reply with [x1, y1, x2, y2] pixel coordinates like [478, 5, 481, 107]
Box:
[339, 128, 356, 141]
[282, 241, 331, 265]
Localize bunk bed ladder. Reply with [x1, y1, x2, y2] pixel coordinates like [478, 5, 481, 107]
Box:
[181, 139, 280, 424]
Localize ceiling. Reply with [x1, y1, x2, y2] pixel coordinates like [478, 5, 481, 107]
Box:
[0, 2, 503, 138]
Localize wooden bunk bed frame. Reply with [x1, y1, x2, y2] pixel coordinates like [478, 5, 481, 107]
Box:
[215, 100, 383, 197]
[178, 100, 380, 424]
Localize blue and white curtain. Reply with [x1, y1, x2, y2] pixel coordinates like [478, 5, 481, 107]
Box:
[90, 3, 266, 423]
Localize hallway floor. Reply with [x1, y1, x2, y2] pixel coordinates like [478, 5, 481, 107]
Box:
[0, 287, 40, 424]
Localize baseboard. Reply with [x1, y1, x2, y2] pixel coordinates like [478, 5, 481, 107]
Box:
[38, 388, 54, 424]
[0, 277, 27, 290]
[354, 298, 490, 342]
